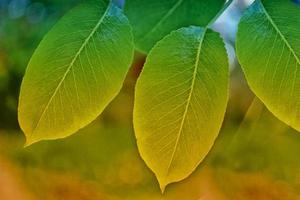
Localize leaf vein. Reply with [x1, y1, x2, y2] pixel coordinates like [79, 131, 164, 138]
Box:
[165, 28, 207, 176]
[30, 3, 111, 135]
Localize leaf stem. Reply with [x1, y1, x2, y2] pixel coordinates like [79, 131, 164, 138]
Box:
[207, 0, 234, 28]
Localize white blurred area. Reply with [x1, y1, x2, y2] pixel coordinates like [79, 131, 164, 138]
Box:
[211, 0, 255, 70]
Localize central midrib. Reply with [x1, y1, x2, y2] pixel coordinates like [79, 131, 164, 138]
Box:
[31, 3, 111, 135]
[165, 28, 207, 177]
[260, 1, 300, 65]
[260, 1, 300, 126]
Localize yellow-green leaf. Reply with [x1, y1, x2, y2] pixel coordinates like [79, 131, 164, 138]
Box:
[236, 0, 300, 131]
[18, 0, 134, 146]
[134, 26, 229, 191]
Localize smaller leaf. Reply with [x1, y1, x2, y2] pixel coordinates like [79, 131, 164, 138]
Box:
[124, 0, 225, 53]
[134, 26, 229, 191]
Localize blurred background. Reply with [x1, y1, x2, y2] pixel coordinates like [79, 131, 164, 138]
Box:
[1, 0, 300, 199]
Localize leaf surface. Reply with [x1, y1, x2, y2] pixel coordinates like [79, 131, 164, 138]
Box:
[124, 0, 225, 53]
[18, 0, 134, 145]
[236, 0, 300, 131]
[134, 26, 229, 191]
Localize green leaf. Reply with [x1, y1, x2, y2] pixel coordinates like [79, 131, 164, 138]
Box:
[236, 0, 300, 131]
[124, 0, 225, 53]
[134, 26, 229, 191]
[18, 0, 134, 146]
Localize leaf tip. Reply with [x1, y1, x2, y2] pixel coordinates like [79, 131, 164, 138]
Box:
[23, 135, 38, 148]
[158, 178, 169, 194]
[159, 183, 166, 194]
[23, 138, 35, 148]
[23, 141, 33, 148]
